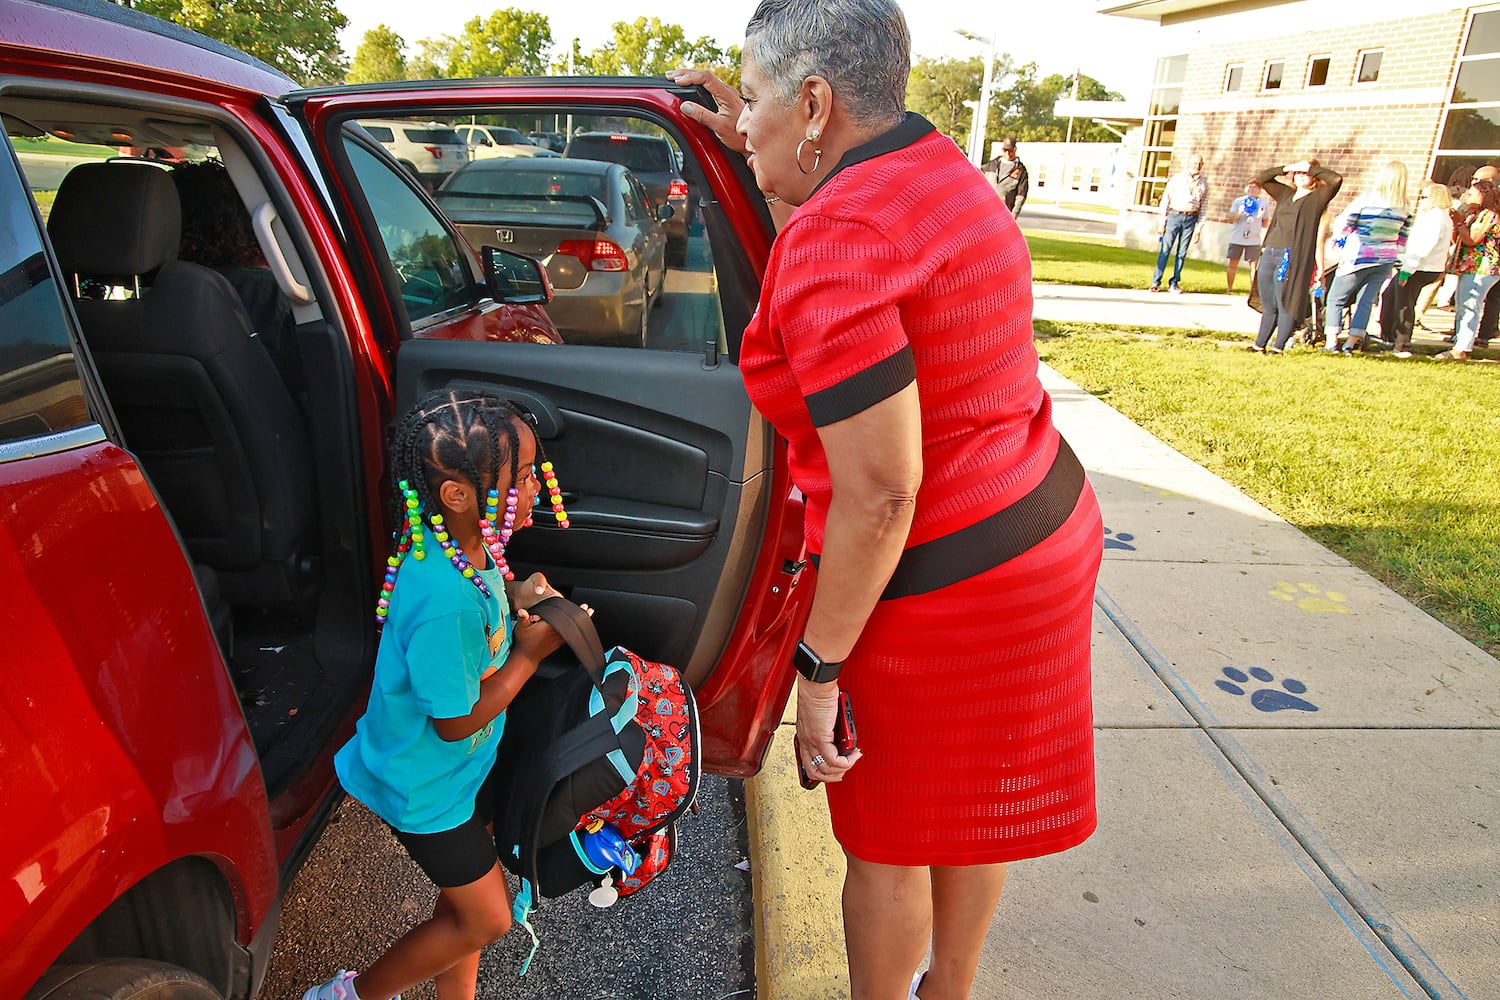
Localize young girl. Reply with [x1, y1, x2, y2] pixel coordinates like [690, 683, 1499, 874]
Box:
[303, 387, 573, 1000]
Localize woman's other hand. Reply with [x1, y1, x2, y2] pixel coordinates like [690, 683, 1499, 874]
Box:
[667, 68, 749, 155]
[795, 677, 861, 784]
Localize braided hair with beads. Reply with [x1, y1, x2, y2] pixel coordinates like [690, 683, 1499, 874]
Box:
[375, 387, 569, 625]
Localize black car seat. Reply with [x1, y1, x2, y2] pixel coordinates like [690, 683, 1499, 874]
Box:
[48, 161, 315, 608]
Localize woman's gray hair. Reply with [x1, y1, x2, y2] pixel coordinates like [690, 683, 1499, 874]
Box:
[744, 0, 910, 130]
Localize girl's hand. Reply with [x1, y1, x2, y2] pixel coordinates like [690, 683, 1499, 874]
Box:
[508, 571, 561, 611]
[510, 602, 592, 663]
[666, 68, 748, 155]
[794, 676, 860, 785]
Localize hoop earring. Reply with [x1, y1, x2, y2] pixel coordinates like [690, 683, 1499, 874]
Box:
[796, 137, 822, 175]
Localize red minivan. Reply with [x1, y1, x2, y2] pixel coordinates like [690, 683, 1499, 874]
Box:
[1, 2, 808, 997]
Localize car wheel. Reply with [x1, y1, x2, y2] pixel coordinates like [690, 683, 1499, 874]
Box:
[26, 959, 221, 1000]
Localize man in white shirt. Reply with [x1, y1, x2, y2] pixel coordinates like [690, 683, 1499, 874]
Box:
[1149, 154, 1209, 294]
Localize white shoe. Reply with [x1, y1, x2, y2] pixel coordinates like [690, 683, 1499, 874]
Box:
[303, 972, 367, 1000]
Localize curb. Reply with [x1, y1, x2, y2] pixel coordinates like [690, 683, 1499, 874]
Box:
[745, 693, 850, 1000]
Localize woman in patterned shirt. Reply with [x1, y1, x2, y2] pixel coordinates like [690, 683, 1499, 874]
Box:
[1446, 178, 1500, 360]
[1323, 160, 1411, 354]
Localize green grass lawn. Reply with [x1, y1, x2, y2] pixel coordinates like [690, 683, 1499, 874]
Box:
[10, 136, 120, 159]
[1035, 320, 1500, 656]
[1026, 230, 1251, 295]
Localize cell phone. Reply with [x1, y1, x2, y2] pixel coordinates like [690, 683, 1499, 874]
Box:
[797, 690, 858, 790]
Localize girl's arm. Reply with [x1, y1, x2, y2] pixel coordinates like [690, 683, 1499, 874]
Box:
[1467, 209, 1497, 246]
[432, 616, 563, 741]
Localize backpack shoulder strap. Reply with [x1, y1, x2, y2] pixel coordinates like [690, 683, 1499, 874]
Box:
[528, 596, 606, 686]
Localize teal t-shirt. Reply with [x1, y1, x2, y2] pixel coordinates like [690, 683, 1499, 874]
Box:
[335, 550, 512, 834]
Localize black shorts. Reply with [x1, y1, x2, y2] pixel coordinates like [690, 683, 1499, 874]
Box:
[390, 758, 505, 888]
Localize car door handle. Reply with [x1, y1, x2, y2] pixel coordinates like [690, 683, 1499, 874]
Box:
[451, 382, 564, 437]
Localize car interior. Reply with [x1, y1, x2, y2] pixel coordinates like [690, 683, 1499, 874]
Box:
[7, 89, 773, 790]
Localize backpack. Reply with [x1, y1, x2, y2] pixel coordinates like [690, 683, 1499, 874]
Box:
[489, 597, 701, 970]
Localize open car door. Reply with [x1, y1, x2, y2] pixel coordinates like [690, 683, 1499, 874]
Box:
[287, 79, 808, 775]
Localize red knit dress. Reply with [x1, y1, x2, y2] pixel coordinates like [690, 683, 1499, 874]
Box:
[740, 116, 1102, 866]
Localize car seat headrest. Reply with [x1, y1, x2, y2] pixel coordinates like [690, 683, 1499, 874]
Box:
[48, 161, 182, 279]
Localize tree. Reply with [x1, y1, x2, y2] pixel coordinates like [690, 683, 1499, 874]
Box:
[995, 70, 1124, 144]
[908, 55, 988, 149]
[347, 25, 407, 85]
[577, 18, 727, 77]
[423, 8, 554, 78]
[124, 0, 348, 86]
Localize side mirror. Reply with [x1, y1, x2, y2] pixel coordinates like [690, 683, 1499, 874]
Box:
[482, 247, 553, 305]
[655, 203, 674, 221]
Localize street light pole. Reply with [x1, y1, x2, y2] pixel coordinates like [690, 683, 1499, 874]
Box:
[957, 28, 995, 167]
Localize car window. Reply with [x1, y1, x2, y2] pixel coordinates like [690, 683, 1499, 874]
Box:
[361, 125, 394, 143]
[343, 136, 474, 325]
[490, 128, 529, 145]
[566, 135, 672, 174]
[0, 142, 89, 445]
[403, 127, 464, 146]
[434, 113, 723, 352]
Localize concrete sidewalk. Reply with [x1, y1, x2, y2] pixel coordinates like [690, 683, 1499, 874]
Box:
[745, 335, 1499, 999]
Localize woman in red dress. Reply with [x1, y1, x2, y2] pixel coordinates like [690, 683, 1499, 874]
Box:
[671, 2, 1102, 997]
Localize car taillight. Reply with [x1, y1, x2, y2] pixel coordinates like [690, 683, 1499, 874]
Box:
[557, 239, 628, 272]
[425, 145, 443, 159]
[668, 180, 688, 199]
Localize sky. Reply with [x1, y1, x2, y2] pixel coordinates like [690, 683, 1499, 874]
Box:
[336, 1, 1163, 105]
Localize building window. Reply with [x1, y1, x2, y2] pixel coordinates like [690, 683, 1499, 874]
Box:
[1034, 165, 1047, 189]
[1264, 61, 1285, 91]
[1135, 54, 1187, 208]
[1225, 64, 1243, 93]
[1435, 11, 1500, 185]
[1307, 56, 1331, 88]
[1357, 49, 1383, 84]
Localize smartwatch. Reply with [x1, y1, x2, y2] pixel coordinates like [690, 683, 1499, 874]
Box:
[793, 640, 844, 683]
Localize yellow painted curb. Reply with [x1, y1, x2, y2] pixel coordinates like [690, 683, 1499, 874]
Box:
[745, 691, 851, 1000]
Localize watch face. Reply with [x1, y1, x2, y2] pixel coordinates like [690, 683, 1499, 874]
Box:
[794, 641, 840, 682]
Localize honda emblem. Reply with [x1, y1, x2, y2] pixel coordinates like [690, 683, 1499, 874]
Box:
[495, 229, 515, 244]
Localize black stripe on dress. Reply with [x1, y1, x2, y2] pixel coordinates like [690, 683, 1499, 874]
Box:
[805, 347, 916, 427]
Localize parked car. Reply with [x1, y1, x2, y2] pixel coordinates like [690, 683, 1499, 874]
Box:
[438, 158, 668, 346]
[356, 118, 470, 187]
[2, 1, 803, 998]
[455, 124, 558, 160]
[528, 130, 567, 152]
[564, 132, 690, 265]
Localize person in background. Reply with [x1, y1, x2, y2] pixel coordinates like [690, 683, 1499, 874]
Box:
[1225, 181, 1269, 292]
[1323, 160, 1410, 354]
[1250, 158, 1344, 354]
[1442, 177, 1500, 360]
[670, 0, 1103, 996]
[1149, 154, 1209, 294]
[1468, 164, 1500, 347]
[1382, 182, 1453, 358]
[992, 137, 1029, 218]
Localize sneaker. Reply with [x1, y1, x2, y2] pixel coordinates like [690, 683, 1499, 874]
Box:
[1146, 285, 1162, 293]
[1339, 347, 1353, 355]
[303, 972, 362, 1000]
[1394, 351, 1413, 359]
[1321, 346, 1339, 353]
[1267, 347, 1283, 355]
[1246, 345, 1265, 353]
[1169, 285, 1184, 295]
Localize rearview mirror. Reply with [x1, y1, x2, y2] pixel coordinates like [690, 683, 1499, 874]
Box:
[482, 247, 553, 305]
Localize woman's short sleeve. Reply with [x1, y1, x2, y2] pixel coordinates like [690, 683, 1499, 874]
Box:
[768, 214, 919, 427]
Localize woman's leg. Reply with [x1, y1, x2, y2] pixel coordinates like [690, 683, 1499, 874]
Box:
[1323, 268, 1361, 348]
[843, 856, 934, 1000]
[1346, 265, 1397, 349]
[1396, 271, 1441, 351]
[1453, 273, 1493, 354]
[1254, 250, 1284, 350]
[917, 864, 1009, 1000]
[354, 865, 512, 1000]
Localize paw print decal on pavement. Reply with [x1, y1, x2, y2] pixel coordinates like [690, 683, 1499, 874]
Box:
[1269, 581, 1350, 613]
[1215, 666, 1319, 712]
[1103, 527, 1136, 551]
